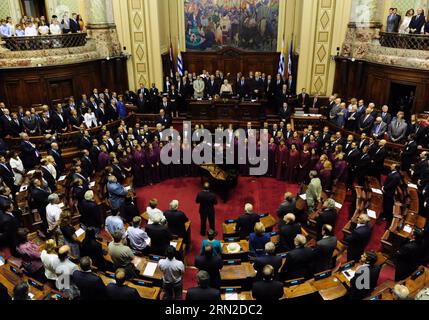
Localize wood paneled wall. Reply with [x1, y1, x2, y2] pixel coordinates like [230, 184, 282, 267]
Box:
[333, 57, 429, 114]
[182, 47, 281, 77]
[0, 57, 129, 110]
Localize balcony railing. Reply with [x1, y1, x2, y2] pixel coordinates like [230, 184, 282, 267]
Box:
[379, 31, 429, 50]
[1, 33, 87, 51]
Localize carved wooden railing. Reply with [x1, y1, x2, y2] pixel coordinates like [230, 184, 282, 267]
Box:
[1, 33, 87, 51]
[379, 32, 429, 50]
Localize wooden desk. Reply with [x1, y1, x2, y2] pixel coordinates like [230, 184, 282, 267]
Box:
[310, 277, 347, 300]
[221, 291, 254, 301]
[223, 214, 277, 237]
[100, 274, 160, 300]
[283, 282, 317, 299]
[188, 99, 263, 121]
[133, 257, 163, 282]
[220, 262, 256, 281]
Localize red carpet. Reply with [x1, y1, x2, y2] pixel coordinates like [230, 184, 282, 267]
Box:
[135, 177, 394, 289]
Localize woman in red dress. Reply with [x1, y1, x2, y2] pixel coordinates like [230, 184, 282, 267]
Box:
[286, 144, 300, 183]
[298, 144, 312, 184]
[275, 139, 288, 180]
[268, 137, 277, 177]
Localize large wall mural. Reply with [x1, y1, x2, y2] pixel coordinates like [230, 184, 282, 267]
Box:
[184, 0, 279, 52]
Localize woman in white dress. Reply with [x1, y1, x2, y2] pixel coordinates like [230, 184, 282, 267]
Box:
[83, 109, 98, 128]
[40, 239, 60, 283]
[9, 151, 24, 186]
[220, 79, 233, 96]
[399, 9, 415, 34]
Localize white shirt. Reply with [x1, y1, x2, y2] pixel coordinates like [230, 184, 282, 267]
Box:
[38, 25, 49, 35]
[41, 250, 60, 280]
[46, 203, 62, 230]
[84, 112, 98, 128]
[146, 207, 165, 225]
[55, 259, 78, 289]
[9, 157, 24, 185]
[25, 26, 38, 36]
[47, 163, 57, 179]
[50, 24, 62, 35]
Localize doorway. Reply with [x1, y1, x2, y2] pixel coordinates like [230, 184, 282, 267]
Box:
[389, 82, 416, 121]
[20, 0, 47, 18]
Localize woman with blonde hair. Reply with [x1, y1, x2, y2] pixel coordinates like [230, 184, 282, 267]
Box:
[40, 239, 60, 284]
[249, 222, 270, 257]
[45, 155, 58, 179]
[320, 160, 333, 192]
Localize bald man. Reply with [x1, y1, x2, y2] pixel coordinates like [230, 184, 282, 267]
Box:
[196, 183, 218, 236]
[251, 265, 284, 301]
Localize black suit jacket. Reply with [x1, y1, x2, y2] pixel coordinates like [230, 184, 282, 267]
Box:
[186, 286, 221, 300]
[41, 166, 56, 192]
[196, 191, 217, 216]
[313, 236, 337, 273]
[72, 270, 106, 300]
[194, 255, 223, 288]
[164, 210, 189, 238]
[349, 265, 381, 300]
[345, 225, 372, 262]
[0, 211, 19, 248]
[409, 15, 426, 34]
[154, 115, 172, 128]
[252, 280, 284, 301]
[0, 163, 15, 189]
[79, 200, 104, 229]
[235, 213, 260, 239]
[20, 141, 40, 169]
[106, 283, 141, 300]
[282, 247, 315, 280]
[70, 19, 80, 33]
[316, 209, 337, 240]
[383, 171, 401, 196]
[49, 149, 64, 174]
[253, 254, 283, 280]
[145, 224, 173, 255]
[395, 240, 423, 281]
[278, 221, 301, 251]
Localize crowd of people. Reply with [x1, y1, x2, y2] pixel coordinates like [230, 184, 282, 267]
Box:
[386, 7, 429, 34]
[0, 12, 85, 38]
[0, 64, 428, 300]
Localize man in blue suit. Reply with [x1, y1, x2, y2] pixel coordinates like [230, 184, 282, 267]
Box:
[410, 8, 426, 34]
[107, 175, 128, 210]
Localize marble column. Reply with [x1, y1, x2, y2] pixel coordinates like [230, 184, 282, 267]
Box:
[342, 0, 385, 59]
[84, 0, 121, 58]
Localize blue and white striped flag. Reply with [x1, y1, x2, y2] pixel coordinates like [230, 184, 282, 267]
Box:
[287, 39, 293, 78]
[177, 41, 184, 77]
[278, 39, 285, 78]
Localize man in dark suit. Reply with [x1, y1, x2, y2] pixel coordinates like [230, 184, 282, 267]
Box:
[236, 76, 248, 98]
[279, 102, 292, 123]
[20, 133, 41, 170]
[1, 110, 21, 137]
[235, 203, 260, 239]
[253, 242, 283, 280]
[281, 234, 314, 280]
[313, 225, 337, 273]
[276, 192, 296, 219]
[297, 88, 310, 113]
[278, 213, 302, 252]
[196, 183, 218, 236]
[163, 200, 189, 240]
[345, 214, 372, 262]
[252, 265, 284, 301]
[194, 245, 223, 289]
[78, 131, 93, 151]
[409, 8, 425, 34]
[401, 136, 418, 172]
[40, 159, 56, 192]
[286, 75, 296, 96]
[0, 203, 19, 256]
[50, 105, 68, 133]
[315, 199, 337, 240]
[106, 268, 141, 300]
[349, 251, 381, 300]
[186, 271, 221, 301]
[70, 13, 80, 33]
[79, 191, 104, 229]
[48, 142, 64, 175]
[80, 149, 95, 177]
[205, 75, 220, 98]
[145, 214, 173, 256]
[136, 92, 147, 113]
[0, 155, 15, 192]
[379, 105, 392, 125]
[382, 164, 402, 221]
[370, 139, 387, 181]
[358, 109, 375, 134]
[30, 179, 50, 231]
[154, 108, 172, 129]
[346, 142, 361, 187]
[395, 229, 424, 281]
[137, 83, 150, 100]
[72, 257, 106, 300]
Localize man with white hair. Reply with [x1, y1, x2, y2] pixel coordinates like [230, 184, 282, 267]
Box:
[281, 234, 314, 280]
[235, 203, 260, 239]
[79, 190, 104, 230]
[371, 116, 387, 140]
[315, 199, 337, 240]
[278, 213, 301, 252]
[46, 193, 62, 231]
[163, 200, 189, 239]
[306, 171, 322, 213]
